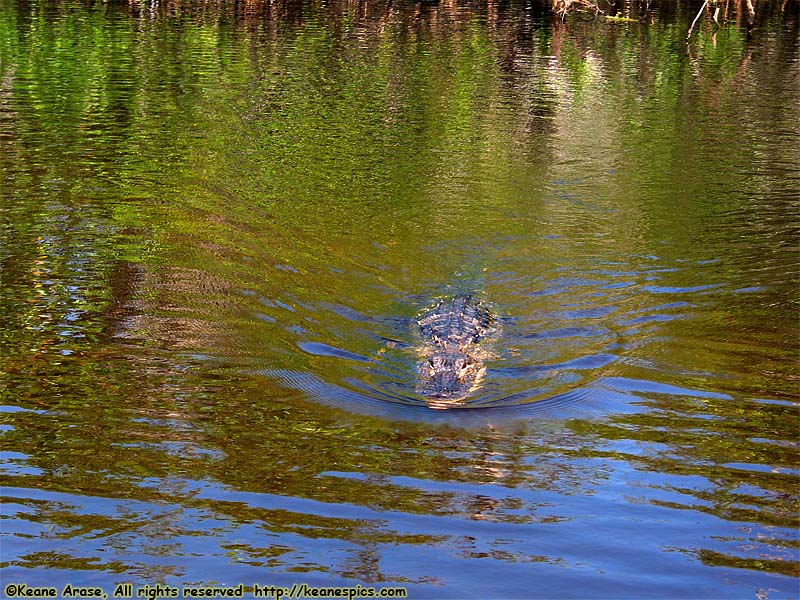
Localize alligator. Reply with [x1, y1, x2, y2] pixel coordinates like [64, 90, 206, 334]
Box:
[416, 295, 493, 405]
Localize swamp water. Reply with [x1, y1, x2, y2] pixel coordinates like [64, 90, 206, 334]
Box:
[1, 1, 798, 597]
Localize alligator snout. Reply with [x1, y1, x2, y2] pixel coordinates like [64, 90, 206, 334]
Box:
[420, 351, 477, 400]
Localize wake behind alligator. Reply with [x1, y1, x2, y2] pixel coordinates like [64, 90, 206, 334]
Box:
[416, 295, 494, 407]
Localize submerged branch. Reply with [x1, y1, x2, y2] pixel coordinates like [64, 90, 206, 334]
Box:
[552, 0, 603, 19]
[687, 0, 709, 40]
[551, 0, 766, 36]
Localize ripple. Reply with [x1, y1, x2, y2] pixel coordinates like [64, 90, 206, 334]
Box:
[598, 377, 733, 400]
[297, 341, 371, 362]
[261, 369, 644, 426]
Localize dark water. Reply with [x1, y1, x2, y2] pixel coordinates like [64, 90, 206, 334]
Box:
[1, 1, 798, 597]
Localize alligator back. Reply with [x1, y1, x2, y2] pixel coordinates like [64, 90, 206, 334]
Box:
[418, 295, 492, 348]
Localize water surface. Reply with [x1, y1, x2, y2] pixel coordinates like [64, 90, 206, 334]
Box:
[1, 1, 798, 597]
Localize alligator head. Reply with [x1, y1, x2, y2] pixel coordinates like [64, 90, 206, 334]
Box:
[418, 348, 482, 403]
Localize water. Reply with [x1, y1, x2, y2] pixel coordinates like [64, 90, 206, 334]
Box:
[1, 1, 798, 597]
